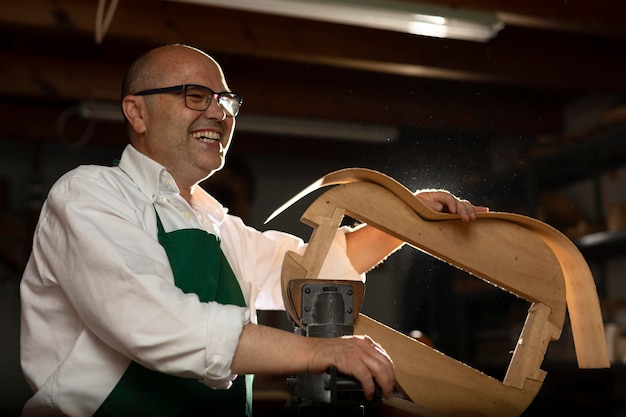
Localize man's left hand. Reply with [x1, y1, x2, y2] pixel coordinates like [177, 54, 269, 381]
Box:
[415, 190, 489, 222]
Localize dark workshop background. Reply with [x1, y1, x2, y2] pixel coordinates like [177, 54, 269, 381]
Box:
[1, 1, 626, 415]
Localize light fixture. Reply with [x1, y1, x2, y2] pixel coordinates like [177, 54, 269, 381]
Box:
[78, 100, 123, 122]
[67, 101, 398, 143]
[166, 0, 503, 42]
[236, 114, 398, 143]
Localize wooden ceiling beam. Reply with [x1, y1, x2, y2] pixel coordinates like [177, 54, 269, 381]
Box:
[2, 0, 626, 94]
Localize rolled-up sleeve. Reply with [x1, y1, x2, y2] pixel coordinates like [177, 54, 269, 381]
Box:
[202, 303, 251, 388]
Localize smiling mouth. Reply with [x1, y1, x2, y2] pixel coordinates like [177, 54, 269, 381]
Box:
[191, 130, 221, 143]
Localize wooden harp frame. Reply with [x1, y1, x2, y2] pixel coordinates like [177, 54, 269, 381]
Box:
[269, 168, 610, 417]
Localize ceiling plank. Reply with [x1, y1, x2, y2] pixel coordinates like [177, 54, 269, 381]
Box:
[2, 0, 626, 93]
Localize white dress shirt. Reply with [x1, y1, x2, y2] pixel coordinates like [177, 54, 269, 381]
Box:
[20, 144, 363, 416]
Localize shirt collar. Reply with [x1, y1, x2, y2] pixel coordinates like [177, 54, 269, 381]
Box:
[118, 144, 167, 203]
[117, 144, 228, 225]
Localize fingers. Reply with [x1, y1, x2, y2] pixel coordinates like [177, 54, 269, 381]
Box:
[340, 336, 395, 400]
[455, 199, 489, 222]
[365, 339, 395, 399]
[455, 198, 476, 222]
[310, 335, 395, 400]
[415, 190, 488, 222]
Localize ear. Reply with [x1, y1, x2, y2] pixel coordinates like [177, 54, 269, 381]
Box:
[122, 96, 147, 134]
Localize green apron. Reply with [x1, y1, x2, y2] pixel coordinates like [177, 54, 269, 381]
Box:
[93, 212, 253, 417]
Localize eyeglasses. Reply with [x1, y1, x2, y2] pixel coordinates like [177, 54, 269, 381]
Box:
[132, 84, 242, 117]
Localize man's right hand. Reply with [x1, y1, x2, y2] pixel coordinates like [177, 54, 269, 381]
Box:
[231, 324, 395, 400]
[307, 334, 395, 400]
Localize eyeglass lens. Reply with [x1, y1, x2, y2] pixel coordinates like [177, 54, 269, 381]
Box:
[185, 85, 240, 116]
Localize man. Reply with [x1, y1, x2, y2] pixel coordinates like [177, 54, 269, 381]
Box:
[20, 44, 487, 416]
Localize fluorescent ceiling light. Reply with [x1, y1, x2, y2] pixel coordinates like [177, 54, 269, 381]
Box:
[72, 101, 397, 143]
[236, 114, 398, 143]
[166, 0, 503, 42]
[78, 100, 123, 122]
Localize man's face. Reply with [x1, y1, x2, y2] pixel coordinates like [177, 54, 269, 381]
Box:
[133, 48, 236, 187]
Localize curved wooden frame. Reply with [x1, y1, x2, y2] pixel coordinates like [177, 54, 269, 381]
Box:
[272, 168, 609, 416]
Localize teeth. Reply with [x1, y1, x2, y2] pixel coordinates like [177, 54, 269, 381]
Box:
[191, 131, 220, 141]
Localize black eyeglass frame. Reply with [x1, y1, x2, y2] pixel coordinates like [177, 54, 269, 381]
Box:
[131, 84, 242, 116]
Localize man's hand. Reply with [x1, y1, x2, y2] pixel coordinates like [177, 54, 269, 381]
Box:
[232, 324, 394, 401]
[307, 334, 395, 400]
[415, 189, 489, 222]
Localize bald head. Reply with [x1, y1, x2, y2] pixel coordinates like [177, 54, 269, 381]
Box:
[121, 44, 222, 99]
